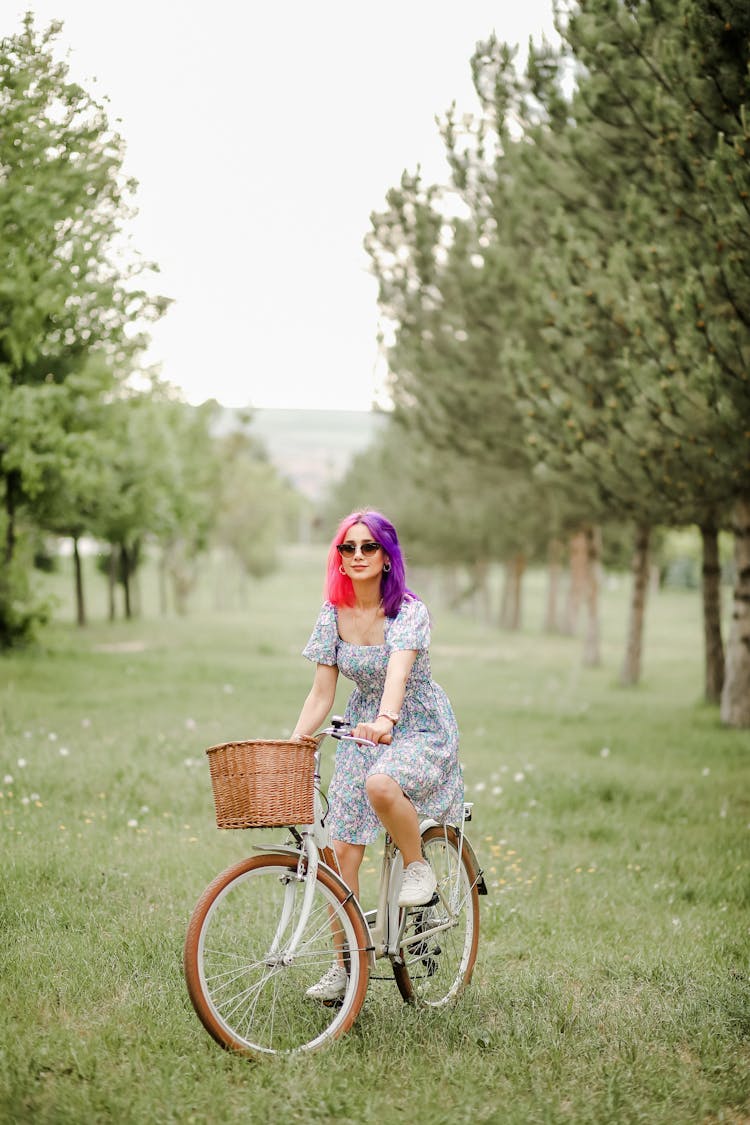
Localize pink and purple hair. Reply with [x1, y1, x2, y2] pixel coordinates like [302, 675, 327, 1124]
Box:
[326, 509, 417, 618]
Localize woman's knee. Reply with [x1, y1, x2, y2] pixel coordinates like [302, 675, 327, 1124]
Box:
[365, 772, 401, 810]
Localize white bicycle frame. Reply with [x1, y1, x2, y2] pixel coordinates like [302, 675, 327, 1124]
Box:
[252, 729, 481, 970]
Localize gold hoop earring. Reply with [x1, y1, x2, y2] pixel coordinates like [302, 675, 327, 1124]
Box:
[339, 565, 346, 575]
[383, 562, 391, 573]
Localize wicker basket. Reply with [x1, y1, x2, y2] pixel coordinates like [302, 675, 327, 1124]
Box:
[206, 738, 317, 829]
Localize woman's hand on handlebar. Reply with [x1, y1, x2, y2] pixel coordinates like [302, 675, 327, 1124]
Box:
[352, 718, 393, 745]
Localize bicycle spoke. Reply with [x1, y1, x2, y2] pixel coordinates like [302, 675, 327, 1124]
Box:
[392, 826, 480, 1006]
[185, 855, 369, 1056]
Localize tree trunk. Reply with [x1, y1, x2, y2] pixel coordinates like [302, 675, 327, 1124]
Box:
[441, 567, 459, 607]
[720, 496, 750, 727]
[700, 520, 724, 705]
[470, 559, 491, 622]
[582, 525, 602, 667]
[108, 547, 117, 621]
[543, 538, 564, 633]
[563, 530, 589, 635]
[73, 536, 86, 627]
[159, 548, 169, 615]
[4, 470, 18, 565]
[499, 554, 525, 631]
[620, 523, 651, 686]
[121, 544, 132, 619]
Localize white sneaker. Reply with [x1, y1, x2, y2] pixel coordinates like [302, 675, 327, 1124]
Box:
[398, 861, 438, 908]
[305, 964, 348, 1001]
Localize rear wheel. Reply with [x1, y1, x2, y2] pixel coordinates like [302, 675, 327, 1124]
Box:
[393, 825, 480, 1006]
[184, 853, 370, 1056]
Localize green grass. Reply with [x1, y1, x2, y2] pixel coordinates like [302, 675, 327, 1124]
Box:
[1, 550, 748, 1124]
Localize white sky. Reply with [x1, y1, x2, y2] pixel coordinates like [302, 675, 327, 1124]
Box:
[12, 2, 558, 411]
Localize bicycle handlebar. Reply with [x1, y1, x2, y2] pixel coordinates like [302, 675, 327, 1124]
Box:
[318, 720, 377, 749]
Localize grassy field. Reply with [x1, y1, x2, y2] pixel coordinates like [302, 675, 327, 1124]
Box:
[1, 549, 749, 1124]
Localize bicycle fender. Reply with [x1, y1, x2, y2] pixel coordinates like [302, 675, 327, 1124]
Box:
[251, 844, 376, 965]
[459, 834, 488, 895]
[419, 821, 488, 896]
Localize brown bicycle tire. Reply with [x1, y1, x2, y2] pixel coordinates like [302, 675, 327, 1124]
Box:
[393, 824, 480, 1005]
[184, 853, 370, 1056]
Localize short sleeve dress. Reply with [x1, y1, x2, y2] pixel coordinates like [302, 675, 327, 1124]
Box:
[302, 597, 465, 845]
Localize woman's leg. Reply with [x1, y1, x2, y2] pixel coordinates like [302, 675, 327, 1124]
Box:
[364, 774, 422, 866]
[332, 839, 365, 899]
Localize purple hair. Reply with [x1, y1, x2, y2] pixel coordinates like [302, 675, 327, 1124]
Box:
[326, 509, 417, 618]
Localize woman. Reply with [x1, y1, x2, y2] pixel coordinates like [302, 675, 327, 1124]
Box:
[292, 509, 464, 1001]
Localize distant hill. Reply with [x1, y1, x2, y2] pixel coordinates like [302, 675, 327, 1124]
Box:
[217, 407, 388, 500]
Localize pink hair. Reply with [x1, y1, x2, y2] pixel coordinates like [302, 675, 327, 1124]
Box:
[325, 509, 415, 617]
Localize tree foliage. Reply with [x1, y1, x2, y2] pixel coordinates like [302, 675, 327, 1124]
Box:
[0, 18, 299, 639]
[0, 15, 166, 642]
[363, 0, 750, 722]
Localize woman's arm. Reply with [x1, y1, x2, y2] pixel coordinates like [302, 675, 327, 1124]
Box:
[292, 663, 339, 739]
[353, 648, 417, 744]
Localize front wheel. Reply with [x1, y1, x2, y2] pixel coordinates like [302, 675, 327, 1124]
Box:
[393, 824, 480, 1006]
[184, 854, 370, 1057]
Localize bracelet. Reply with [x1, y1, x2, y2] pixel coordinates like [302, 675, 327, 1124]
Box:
[377, 709, 400, 724]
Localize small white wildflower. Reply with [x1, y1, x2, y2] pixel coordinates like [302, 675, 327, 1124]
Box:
[139, 805, 149, 814]
[222, 684, 234, 695]
[48, 732, 58, 742]
[184, 757, 196, 768]
[17, 758, 27, 769]
[81, 718, 91, 728]
[30, 792, 40, 801]
[3, 774, 13, 785]
[474, 781, 486, 793]
[21, 796, 30, 806]
[185, 718, 196, 731]
[59, 747, 70, 757]
[514, 772, 525, 783]
[702, 767, 710, 777]
[492, 786, 503, 796]
[23, 731, 32, 739]
[127, 818, 138, 828]
[600, 747, 610, 758]
[529, 798, 538, 808]
[672, 917, 681, 928]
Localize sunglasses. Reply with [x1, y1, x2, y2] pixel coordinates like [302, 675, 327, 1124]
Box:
[336, 541, 382, 557]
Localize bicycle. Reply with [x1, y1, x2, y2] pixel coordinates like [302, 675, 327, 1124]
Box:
[183, 718, 487, 1058]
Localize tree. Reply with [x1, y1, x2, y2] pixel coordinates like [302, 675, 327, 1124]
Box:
[532, 0, 750, 715]
[152, 398, 222, 616]
[366, 40, 608, 657]
[0, 16, 165, 643]
[212, 429, 301, 608]
[29, 356, 119, 625]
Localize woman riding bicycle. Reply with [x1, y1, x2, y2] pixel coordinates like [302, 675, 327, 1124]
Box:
[292, 509, 464, 1000]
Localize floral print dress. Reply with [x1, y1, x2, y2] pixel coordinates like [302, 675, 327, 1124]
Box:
[302, 597, 464, 845]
